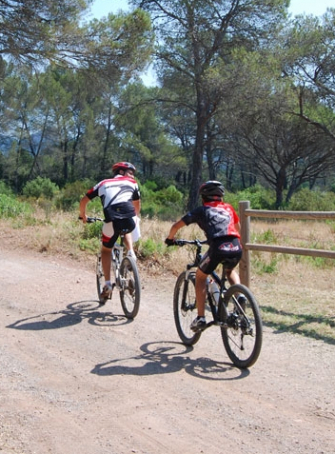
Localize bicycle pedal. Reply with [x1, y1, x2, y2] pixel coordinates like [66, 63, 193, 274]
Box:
[190, 322, 207, 333]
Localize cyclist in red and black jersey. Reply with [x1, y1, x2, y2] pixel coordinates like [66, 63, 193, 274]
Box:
[79, 162, 141, 302]
[165, 180, 245, 331]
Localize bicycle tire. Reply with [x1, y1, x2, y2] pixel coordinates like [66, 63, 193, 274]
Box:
[173, 271, 201, 346]
[220, 283, 262, 368]
[119, 256, 141, 319]
[96, 253, 108, 304]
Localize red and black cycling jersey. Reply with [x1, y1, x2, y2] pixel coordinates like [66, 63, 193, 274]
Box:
[182, 201, 240, 242]
[86, 174, 140, 222]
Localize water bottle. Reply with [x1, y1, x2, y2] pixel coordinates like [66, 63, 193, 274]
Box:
[208, 278, 220, 305]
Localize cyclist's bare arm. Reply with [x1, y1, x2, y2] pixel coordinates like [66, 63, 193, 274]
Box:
[133, 199, 141, 216]
[79, 195, 90, 223]
[167, 219, 186, 240]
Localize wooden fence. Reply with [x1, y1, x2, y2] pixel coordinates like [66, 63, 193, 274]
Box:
[238, 200, 335, 287]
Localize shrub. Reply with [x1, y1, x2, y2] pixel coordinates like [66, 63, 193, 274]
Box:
[23, 177, 59, 200]
[154, 185, 183, 205]
[78, 238, 100, 253]
[227, 185, 275, 211]
[0, 193, 33, 219]
[0, 181, 14, 196]
[287, 188, 335, 211]
[137, 237, 166, 259]
[56, 179, 95, 211]
[81, 221, 102, 240]
[140, 182, 184, 220]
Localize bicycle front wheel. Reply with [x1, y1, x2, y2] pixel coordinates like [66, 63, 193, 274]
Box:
[173, 271, 201, 346]
[220, 284, 262, 368]
[96, 253, 106, 304]
[119, 256, 141, 319]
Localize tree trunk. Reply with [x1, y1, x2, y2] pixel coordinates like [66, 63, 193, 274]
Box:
[188, 107, 207, 210]
[275, 168, 286, 209]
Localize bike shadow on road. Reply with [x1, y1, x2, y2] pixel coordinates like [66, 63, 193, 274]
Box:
[6, 300, 132, 331]
[91, 341, 250, 381]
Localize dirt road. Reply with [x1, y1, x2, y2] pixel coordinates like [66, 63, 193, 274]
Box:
[0, 246, 334, 454]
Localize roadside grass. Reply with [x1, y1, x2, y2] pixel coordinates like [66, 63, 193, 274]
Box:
[1, 210, 335, 343]
[247, 219, 335, 344]
[255, 261, 335, 345]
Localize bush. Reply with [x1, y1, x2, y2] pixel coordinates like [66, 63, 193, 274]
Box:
[81, 221, 102, 240]
[0, 181, 14, 196]
[23, 177, 59, 200]
[154, 185, 183, 205]
[56, 179, 94, 211]
[287, 188, 335, 211]
[227, 185, 275, 211]
[137, 237, 166, 259]
[140, 182, 185, 220]
[0, 193, 33, 219]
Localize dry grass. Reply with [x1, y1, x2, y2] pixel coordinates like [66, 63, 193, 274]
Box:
[1, 212, 335, 342]
[246, 219, 335, 343]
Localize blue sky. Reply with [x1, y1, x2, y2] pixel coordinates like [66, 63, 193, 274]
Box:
[90, 0, 335, 20]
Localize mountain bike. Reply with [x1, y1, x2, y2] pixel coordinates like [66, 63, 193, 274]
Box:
[86, 217, 141, 319]
[173, 239, 262, 368]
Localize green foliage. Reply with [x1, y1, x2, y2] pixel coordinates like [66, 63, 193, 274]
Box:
[137, 237, 166, 259]
[78, 217, 102, 253]
[287, 188, 335, 211]
[81, 221, 102, 240]
[253, 228, 278, 244]
[252, 253, 279, 275]
[56, 179, 95, 211]
[78, 238, 100, 253]
[226, 185, 276, 211]
[142, 180, 157, 191]
[155, 185, 183, 204]
[23, 177, 59, 200]
[140, 181, 185, 220]
[0, 193, 33, 219]
[0, 181, 14, 196]
[302, 255, 335, 269]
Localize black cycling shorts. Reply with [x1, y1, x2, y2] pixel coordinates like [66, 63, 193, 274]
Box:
[198, 236, 242, 275]
[102, 217, 136, 248]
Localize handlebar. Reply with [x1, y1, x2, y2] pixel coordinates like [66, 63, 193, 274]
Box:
[174, 239, 208, 247]
[78, 216, 104, 223]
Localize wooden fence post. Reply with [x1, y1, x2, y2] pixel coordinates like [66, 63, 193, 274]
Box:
[239, 200, 250, 287]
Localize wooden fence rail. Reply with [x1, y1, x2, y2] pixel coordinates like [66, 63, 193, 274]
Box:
[238, 200, 335, 287]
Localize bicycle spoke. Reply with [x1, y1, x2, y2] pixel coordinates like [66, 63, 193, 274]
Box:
[173, 272, 201, 346]
[220, 284, 262, 368]
[120, 256, 140, 319]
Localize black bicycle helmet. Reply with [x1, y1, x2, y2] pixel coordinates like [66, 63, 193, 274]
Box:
[199, 180, 225, 199]
[112, 161, 136, 174]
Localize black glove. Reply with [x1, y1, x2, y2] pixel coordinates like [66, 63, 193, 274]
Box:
[165, 238, 175, 246]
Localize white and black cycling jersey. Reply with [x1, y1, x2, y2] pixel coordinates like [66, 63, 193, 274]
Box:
[86, 174, 140, 222]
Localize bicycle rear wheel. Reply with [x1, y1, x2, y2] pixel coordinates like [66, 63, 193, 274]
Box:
[119, 256, 141, 319]
[173, 271, 201, 346]
[220, 284, 262, 368]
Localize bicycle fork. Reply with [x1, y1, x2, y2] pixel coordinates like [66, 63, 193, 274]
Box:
[111, 246, 122, 290]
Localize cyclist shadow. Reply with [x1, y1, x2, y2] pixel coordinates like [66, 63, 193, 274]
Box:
[6, 300, 131, 331]
[91, 341, 250, 381]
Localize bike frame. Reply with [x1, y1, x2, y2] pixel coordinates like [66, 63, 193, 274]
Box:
[173, 238, 263, 368]
[206, 267, 231, 329]
[86, 216, 129, 290]
[179, 239, 233, 330]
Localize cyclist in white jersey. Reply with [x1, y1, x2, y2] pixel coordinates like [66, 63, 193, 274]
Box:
[79, 162, 141, 301]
